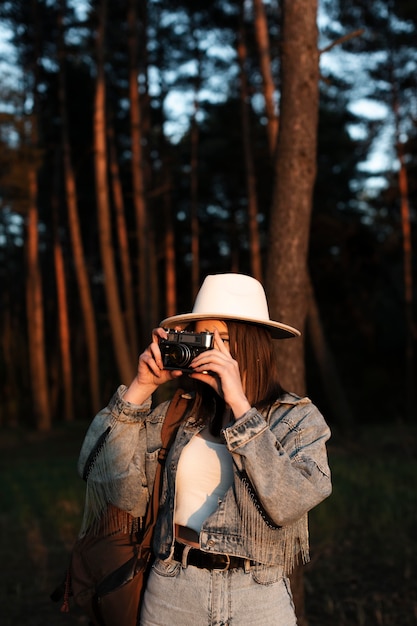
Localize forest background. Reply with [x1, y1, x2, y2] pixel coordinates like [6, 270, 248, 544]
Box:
[1, 0, 416, 429]
[0, 0, 416, 625]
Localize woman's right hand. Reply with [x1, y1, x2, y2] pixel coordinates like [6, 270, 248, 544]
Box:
[123, 328, 183, 404]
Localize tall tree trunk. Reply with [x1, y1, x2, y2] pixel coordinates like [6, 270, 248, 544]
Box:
[252, 0, 351, 431]
[108, 119, 138, 350]
[148, 227, 159, 335]
[26, 162, 51, 431]
[163, 172, 177, 317]
[394, 102, 415, 420]
[57, 0, 100, 413]
[385, 25, 415, 421]
[94, 0, 134, 384]
[252, 0, 279, 155]
[265, 1, 320, 623]
[188, 18, 202, 299]
[238, 1, 263, 282]
[25, 0, 50, 431]
[127, 0, 150, 344]
[52, 176, 73, 422]
[190, 92, 200, 299]
[266, 0, 319, 393]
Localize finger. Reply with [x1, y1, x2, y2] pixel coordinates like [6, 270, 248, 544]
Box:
[152, 327, 168, 343]
[192, 350, 231, 371]
[150, 327, 168, 367]
[141, 352, 163, 377]
[149, 341, 164, 369]
[213, 328, 229, 353]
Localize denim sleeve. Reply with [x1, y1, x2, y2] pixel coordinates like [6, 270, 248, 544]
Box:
[222, 396, 332, 526]
[77, 385, 152, 479]
[76, 386, 168, 518]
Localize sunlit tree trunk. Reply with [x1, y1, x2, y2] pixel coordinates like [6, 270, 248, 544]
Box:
[265, 1, 320, 623]
[108, 120, 138, 350]
[238, 2, 263, 282]
[190, 92, 200, 299]
[148, 226, 159, 330]
[252, 0, 279, 155]
[57, 0, 100, 412]
[164, 174, 177, 317]
[52, 177, 73, 422]
[25, 0, 50, 432]
[393, 100, 415, 420]
[127, 0, 150, 343]
[26, 160, 51, 431]
[94, 0, 134, 383]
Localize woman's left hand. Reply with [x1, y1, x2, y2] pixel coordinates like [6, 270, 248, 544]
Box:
[189, 328, 251, 419]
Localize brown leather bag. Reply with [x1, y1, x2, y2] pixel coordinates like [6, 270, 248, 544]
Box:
[54, 388, 191, 626]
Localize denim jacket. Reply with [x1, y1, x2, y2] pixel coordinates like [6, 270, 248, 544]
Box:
[78, 385, 331, 578]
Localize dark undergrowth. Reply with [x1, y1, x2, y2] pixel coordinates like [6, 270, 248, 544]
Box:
[0, 420, 416, 625]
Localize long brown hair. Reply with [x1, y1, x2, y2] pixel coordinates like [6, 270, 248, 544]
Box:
[226, 321, 285, 409]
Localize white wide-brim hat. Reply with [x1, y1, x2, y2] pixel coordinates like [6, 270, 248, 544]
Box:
[160, 273, 300, 339]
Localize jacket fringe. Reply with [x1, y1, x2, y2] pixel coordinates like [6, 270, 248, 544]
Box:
[78, 416, 143, 538]
[235, 470, 310, 575]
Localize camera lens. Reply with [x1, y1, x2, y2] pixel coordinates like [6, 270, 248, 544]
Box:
[166, 344, 192, 368]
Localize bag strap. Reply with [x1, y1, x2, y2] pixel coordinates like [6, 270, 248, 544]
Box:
[139, 388, 192, 555]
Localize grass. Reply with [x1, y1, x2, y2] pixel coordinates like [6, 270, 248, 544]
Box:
[0, 421, 416, 625]
[0, 424, 89, 625]
[304, 425, 417, 625]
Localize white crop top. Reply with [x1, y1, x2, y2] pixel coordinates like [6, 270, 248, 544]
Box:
[174, 435, 234, 534]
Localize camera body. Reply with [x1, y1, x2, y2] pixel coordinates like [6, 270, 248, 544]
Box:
[160, 329, 214, 371]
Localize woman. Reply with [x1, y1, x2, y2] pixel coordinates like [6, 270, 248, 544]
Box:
[78, 273, 332, 625]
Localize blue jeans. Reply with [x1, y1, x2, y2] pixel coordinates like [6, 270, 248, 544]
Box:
[140, 558, 297, 625]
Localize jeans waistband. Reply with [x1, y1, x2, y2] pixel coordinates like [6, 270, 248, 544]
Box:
[173, 540, 255, 571]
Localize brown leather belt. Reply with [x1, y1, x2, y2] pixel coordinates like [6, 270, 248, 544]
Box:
[173, 540, 255, 571]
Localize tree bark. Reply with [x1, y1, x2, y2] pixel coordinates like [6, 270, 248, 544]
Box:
[266, 0, 319, 394]
[253, 0, 279, 155]
[190, 92, 201, 300]
[265, 1, 320, 623]
[26, 164, 51, 431]
[52, 177, 74, 422]
[395, 119, 415, 420]
[127, 0, 150, 343]
[94, 0, 135, 384]
[57, 0, 101, 413]
[108, 119, 138, 351]
[163, 170, 177, 318]
[25, 0, 50, 431]
[238, 2, 263, 282]
[189, 21, 202, 300]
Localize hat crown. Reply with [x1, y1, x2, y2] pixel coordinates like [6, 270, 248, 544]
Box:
[159, 273, 300, 339]
[192, 274, 270, 319]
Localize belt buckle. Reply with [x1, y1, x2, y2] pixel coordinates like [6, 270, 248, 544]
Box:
[216, 554, 231, 571]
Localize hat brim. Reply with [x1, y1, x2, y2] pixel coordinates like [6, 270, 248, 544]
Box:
[159, 313, 300, 339]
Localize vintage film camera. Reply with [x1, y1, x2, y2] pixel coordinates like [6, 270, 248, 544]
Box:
[160, 329, 214, 372]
